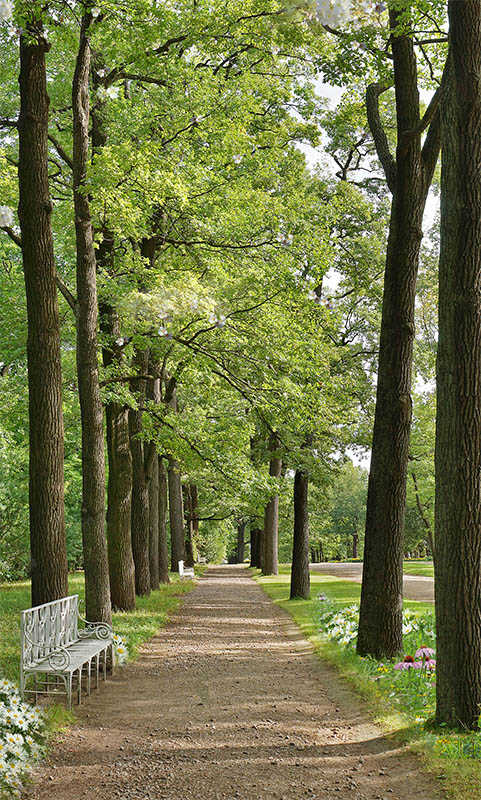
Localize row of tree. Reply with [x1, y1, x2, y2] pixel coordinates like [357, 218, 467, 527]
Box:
[3, 0, 481, 731]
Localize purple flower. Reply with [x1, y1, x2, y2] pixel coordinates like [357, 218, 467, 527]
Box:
[415, 646, 435, 660]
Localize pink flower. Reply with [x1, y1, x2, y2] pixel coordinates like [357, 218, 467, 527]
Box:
[394, 659, 415, 670]
[415, 646, 435, 660]
[425, 659, 436, 670]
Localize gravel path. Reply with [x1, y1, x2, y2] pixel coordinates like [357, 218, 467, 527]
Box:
[310, 563, 434, 603]
[26, 566, 444, 800]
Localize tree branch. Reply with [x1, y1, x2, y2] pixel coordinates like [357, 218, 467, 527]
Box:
[48, 134, 73, 169]
[56, 277, 77, 312]
[366, 83, 397, 193]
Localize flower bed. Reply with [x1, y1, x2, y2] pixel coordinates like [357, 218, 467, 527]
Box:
[0, 679, 45, 798]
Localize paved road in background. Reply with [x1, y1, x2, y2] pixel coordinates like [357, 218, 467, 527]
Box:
[310, 562, 434, 603]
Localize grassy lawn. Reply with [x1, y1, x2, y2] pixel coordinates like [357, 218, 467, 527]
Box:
[403, 560, 434, 578]
[0, 572, 198, 684]
[254, 566, 481, 800]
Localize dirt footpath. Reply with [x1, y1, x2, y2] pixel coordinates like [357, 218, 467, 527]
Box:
[26, 566, 444, 800]
[310, 562, 435, 603]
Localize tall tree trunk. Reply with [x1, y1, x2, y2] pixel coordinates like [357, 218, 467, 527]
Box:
[250, 526, 261, 567]
[18, 22, 68, 606]
[105, 397, 135, 610]
[102, 303, 135, 611]
[290, 468, 310, 599]
[357, 8, 442, 658]
[190, 484, 199, 561]
[148, 450, 160, 591]
[72, 13, 111, 623]
[165, 379, 185, 571]
[129, 347, 151, 596]
[262, 432, 282, 576]
[352, 532, 359, 560]
[435, 5, 481, 729]
[91, 69, 135, 612]
[183, 485, 195, 568]
[237, 521, 246, 563]
[158, 458, 170, 583]
[147, 373, 161, 591]
[168, 458, 185, 571]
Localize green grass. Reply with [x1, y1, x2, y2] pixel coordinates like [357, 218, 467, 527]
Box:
[403, 560, 434, 578]
[0, 572, 198, 683]
[254, 567, 481, 800]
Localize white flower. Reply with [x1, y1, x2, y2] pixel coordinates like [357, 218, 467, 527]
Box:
[105, 86, 119, 99]
[315, 0, 352, 26]
[0, 206, 14, 228]
[0, 0, 13, 22]
[232, 154, 243, 164]
[91, 7, 101, 18]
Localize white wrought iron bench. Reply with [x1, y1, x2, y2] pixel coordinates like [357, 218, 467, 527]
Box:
[178, 560, 195, 579]
[20, 595, 114, 710]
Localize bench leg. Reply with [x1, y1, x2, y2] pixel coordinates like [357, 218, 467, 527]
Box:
[87, 659, 91, 696]
[95, 654, 100, 689]
[111, 643, 116, 674]
[77, 667, 82, 705]
[103, 649, 107, 681]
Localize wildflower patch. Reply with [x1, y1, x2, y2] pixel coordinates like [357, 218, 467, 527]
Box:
[0, 678, 45, 798]
[317, 598, 437, 721]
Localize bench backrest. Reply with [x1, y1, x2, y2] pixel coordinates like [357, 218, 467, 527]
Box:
[21, 595, 79, 667]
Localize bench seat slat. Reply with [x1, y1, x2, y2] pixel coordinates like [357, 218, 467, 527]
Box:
[29, 638, 111, 674]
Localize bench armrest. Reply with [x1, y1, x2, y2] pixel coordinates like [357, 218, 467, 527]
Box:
[22, 642, 72, 671]
[78, 619, 113, 641]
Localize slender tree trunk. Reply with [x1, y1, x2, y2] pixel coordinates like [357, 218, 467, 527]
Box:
[18, 23, 68, 606]
[72, 13, 111, 623]
[352, 532, 359, 559]
[147, 373, 161, 591]
[435, 6, 481, 729]
[165, 380, 185, 571]
[168, 458, 185, 571]
[91, 71, 135, 612]
[237, 521, 246, 563]
[158, 458, 170, 583]
[102, 303, 135, 611]
[411, 470, 435, 561]
[148, 450, 160, 590]
[250, 527, 261, 567]
[190, 484, 199, 561]
[129, 347, 151, 596]
[357, 8, 442, 658]
[290, 468, 310, 599]
[183, 485, 195, 568]
[262, 433, 282, 576]
[105, 398, 135, 610]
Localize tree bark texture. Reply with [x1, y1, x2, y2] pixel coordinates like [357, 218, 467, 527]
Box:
[290, 469, 310, 599]
[183, 485, 195, 568]
[435, 3, 481, 729]
[147, 374, 161, 590]
[148, 447, 160, 591]
[72, 14, 111, 623]
[158, 458, 170, 583]
[106, 398, 135, 610]
[18, 24, 68, 606]
[237, 521, 246, 563]
[168, 458, 185, 571]
[129, 347, 151, 596]
[102, 303, 135, 611]
[357, 8, 442, 658]
[250, 527, 261, 567]
[262, 433, 282, 576]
